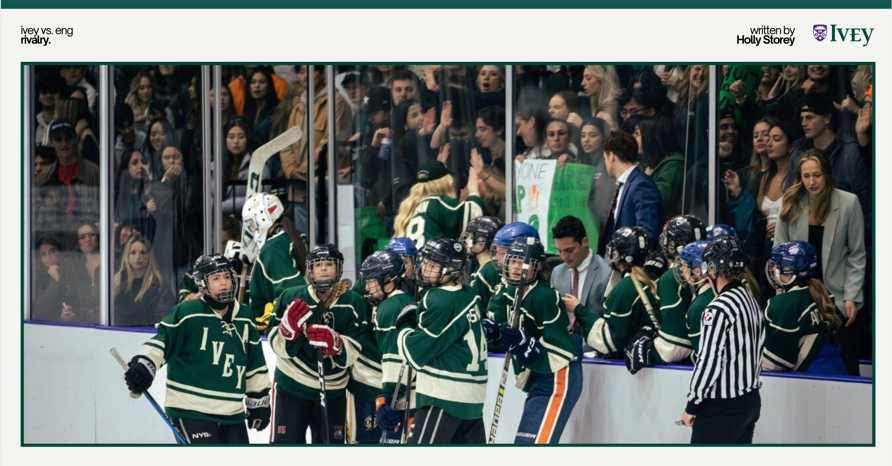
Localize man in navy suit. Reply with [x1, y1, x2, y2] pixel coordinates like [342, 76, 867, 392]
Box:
[596, 130, 663, 255]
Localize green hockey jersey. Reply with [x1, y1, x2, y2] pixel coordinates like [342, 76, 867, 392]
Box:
[577, 274, 656, 356]
[405, 194, 484, 248]
[686, 284, 714, 353]
[140, 299, 270, 424]
[267, 285, 377, 401]
[469, 259, 500, 312]
[177, 273, 198, 303]
[488, 280, 580, 375]
[397, 284, 486, 420]
[249, 231, 307, 327]
[373, 289, 417, 398]
[653, 268, 694, 362]
[762, 286, 837, 371]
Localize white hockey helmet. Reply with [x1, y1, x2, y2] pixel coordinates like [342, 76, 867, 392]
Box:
[241, 192, 284, 263]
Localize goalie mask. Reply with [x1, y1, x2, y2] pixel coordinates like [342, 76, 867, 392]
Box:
[306, 244, 344, 295]
[503, 236, 545, 286]
[418, 237, 466, 288]
[192, 254, 238, 307]
[766, 241, 817, 291]
[241, 192, 284, 263]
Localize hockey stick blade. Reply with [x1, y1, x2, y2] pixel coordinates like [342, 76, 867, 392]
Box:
[246, 126, 303, 197]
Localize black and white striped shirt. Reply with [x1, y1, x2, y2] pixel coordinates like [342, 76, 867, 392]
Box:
[686, 281, 764, 413]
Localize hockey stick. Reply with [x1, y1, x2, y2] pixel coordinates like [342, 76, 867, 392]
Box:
[110, 348, 188, 445]
[379, 363, 407, 444]
[401, 367, 413, 444]
[630, 271, 661, 331]
[240, 126, 304, 263]
[316, 354, 330, 444]
[487, 243, 535, 444]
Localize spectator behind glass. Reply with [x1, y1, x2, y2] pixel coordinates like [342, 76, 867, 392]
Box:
[210, 84, 235, 133]
[113, 236, 171, 326]
[114, 101, 137, 168]
[32, 236, 74, 322]
[125, 70, 169, 143]
[723, 116, 779, 243]
[470, 106, 507, 217]
[390, 69, 418, 107]
[580, 65, 622, 128]
[548, 90, 583, 128]
[36, 74, 64, 146]
[243, 67, 280, 147]
[578, 118, 616, 229]
[33, 145, 57, 187]
[597, 130, 662, 254]
[474, 65, 505, 113]
[141, 117, 177, 179]
[634, 116, 684, 221]
[59, 66, 97, 113]
[48, 119, 100, 246]
[514, 99, 550, 161]
[788, 93, 870, 231]
[54, 97, 99, 165]
[145, 145, 200, 292]
[774, 149, 865, 375]
[115, 149, 152, 237]
[543, 119, 577, 166]
[68, 222, 101, 322]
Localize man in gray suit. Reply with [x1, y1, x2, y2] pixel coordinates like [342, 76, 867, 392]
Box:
[550, 216, 613, 330]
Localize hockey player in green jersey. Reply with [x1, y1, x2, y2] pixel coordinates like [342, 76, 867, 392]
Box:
[266, 244, 379, 444]
[567, 227, 659, 358]
[761, 241, 846, 375]
[396, 237, 488, 444]
[482, 237, 582, 444]
[462, 216, 503, 311]
[679, 241, 713, 355]
[243, 192, 307, 333]
[484, 222, 540, 321]
[360, 250, 417, 443]
[393, 160, 484, 249]
[123, 254, 271, 444]
[624, 215, 707, 372]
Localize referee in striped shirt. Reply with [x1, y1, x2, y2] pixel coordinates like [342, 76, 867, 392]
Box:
[680, 236, 764, 443]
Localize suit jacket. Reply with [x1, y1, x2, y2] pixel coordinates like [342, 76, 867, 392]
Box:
[550, 251, 613, 315]
[602, 166, 663, 249]
[774, 189, 866, 311]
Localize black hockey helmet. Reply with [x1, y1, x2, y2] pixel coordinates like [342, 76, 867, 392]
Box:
[360, 249, 405, 304]
[701, 235, 746, 279]
[460, 216, 504, 255]
[306, 243, 344, 294]
[417, 236, 466, 287]
[659, 215, 706, 260]
[605, 226, 649, 271]
[503, 236, 545, 286]
[192, 254, 238, 305]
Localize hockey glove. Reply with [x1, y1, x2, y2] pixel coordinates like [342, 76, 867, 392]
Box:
[481, 318, 501, 344]
[279, 298, 312, 341]
[624, 331, 655, 375]
[124, 355, 156, 394]
[644, 251, 668, 280]
[306, 324, 343, 357]
[246, 389, 271, 431]
[375, 395, 404, 432]
[395, 304, 418, 330]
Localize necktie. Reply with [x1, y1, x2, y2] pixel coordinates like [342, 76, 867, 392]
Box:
[571, 268, 580, 298]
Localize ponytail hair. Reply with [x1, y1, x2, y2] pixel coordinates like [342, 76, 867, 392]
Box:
[808, 278, 842, 330]
[630, 266, 657, 294]
[394, 174, 455, 236]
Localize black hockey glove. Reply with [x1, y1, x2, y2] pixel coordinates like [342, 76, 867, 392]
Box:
[124, 355, 156, 394]
[644, 251, 668, 280]
[624, 330, 655, 375]
[246, 389, 271, 431]
[395, 304, 418, 330]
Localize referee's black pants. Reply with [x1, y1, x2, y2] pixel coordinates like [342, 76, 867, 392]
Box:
[691, 390, 761, 444]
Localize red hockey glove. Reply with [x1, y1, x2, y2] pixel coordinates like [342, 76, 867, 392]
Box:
[305, 324, 343, 356]
[279, 298, 312, 341]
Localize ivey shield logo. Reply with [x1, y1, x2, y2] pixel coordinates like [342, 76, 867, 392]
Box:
[813, 24, 828, 41]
